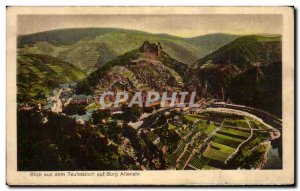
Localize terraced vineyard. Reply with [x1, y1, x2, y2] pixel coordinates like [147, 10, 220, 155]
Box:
[166, 141, 186, 167]
[93, 65, 152, 94]
[188, 155, 209, 169]
[203, 147, 229, 162]
[145, 110, 273, 170]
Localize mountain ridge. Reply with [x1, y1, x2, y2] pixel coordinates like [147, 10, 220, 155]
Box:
[18, 28, 240, 71]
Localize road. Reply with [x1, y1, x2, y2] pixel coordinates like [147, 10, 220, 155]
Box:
[206, 107, 281, 135]
[138, 99, 208, 129]
[210, 103, 282, 130]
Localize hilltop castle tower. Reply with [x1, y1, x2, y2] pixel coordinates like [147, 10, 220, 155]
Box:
[139, 41, 163, 58]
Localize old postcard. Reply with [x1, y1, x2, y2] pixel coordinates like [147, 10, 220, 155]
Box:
[6, 7, 294, 185]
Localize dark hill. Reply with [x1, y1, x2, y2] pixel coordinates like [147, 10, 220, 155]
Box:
[197, 35, 282, 71]
[18, 28, 151, 47]
[187, 33, 239, 57]
[192, 35, 282, 117]
[226, 61, 282, 117]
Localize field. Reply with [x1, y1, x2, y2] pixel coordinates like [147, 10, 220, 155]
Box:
[212, 136, 242, 148]
[184, 114, 199, 122]
[203, 147, 229, 162]
[196, 121, 218, 135]
[218, 127, 250, 138]
[211, 142, 235, 154]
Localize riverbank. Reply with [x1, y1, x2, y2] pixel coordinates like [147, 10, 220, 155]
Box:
[255, 141, 271, 169]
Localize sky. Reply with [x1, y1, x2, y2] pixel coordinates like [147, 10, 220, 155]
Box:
[17, 14, 282, 37]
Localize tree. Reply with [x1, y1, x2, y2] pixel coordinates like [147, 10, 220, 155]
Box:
[17, 109, 138, 170]
[121, 104, 142, 123]
[92, 109, 111, 124]
[63, 103, 86, 115]
[75, 79, 92, 95]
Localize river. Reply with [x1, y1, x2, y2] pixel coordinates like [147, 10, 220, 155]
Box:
[263, 138, 282, 169]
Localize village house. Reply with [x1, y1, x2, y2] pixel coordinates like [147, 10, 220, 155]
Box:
[18, 103, 33, 111]
[71, 95, 93, 104]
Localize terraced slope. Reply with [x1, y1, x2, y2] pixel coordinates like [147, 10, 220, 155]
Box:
[146, 110, 273, 170]
[17, 54, 86, 102]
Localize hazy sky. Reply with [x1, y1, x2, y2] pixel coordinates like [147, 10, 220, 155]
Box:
[18, 14, 282, 37]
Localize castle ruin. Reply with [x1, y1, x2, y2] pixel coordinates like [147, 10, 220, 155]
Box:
[139, 41, 163, 58]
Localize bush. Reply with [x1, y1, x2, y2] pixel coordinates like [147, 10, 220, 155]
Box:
[92, 109, 111, 124]
[63, 103, 86, 115]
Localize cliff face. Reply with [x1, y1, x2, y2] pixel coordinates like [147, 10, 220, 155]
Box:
[226, 61, 282, 117]
[188, 64, 241, 99]
[192, 35, 282, 117]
